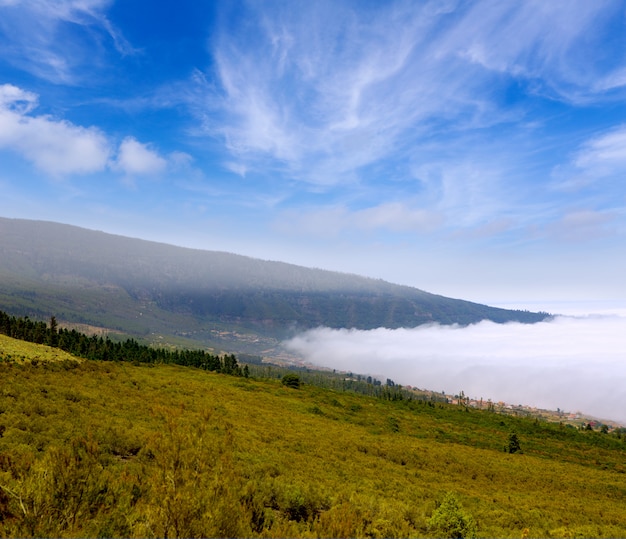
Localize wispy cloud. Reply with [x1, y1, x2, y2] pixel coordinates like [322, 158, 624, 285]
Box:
[174, 0, 626, 253]
[0, 0, 135, 84]
[284, 315, 626, 424]
[549, 125, 626, 230]
[545, 210, 618, 242]
[203, 1, 625, 187]
[270, 156, 533, 240]
[274, 203, 443, 239]
[571, 125, 626, 183]
[205, 3, 473, 181]
[442, 1, 625, 102]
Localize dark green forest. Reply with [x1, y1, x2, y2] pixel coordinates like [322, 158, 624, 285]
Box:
[0, 310, 443, 404]
[0, 310, 246, 376]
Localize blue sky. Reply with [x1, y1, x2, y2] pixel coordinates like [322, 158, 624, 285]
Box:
[1, 0, 626, 309]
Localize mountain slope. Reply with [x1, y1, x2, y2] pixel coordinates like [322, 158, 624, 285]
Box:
[0, 341, 625, 537]
[0, 217, 548, 353]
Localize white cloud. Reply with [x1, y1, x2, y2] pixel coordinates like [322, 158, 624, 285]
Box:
[0, 84, 111, 175]
[202, 1, 626, 187]
[447, 1, 624, 102]
[552, 125, 626, 192]
[0, 84, 173, 179]
[573, 126, 626, 176]
[413, 159, 519, 230]
[272, 155, 527, 238]
[352, 203, 443, 232]
[546, 209, 616, 242]
[223, 161, 247, 177]
[206, 3, 478, 182]
[0, 83, 37, 111]
[284, 315, 626, 424]
[113, 137, 167, 176]
[0, 0, 134, 83]
[274, 202, 443, 238]
[596, 66, 626, 92]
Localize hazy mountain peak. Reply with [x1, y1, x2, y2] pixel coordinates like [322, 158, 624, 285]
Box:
[0, 217, 549, 354]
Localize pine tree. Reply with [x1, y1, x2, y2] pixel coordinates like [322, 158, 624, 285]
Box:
[507, 432, 521, 454]
[47, 316, 59, 347]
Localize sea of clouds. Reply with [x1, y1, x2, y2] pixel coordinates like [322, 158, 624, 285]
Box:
[284, 312, 626, 425]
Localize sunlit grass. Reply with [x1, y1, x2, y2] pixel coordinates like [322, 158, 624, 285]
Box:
[0, 335, 625, 537]
[0, 333, 81, 363]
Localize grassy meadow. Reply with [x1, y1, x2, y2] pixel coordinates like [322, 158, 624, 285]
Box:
[0, 335, 625, 538]
[0, 334, 81, 364]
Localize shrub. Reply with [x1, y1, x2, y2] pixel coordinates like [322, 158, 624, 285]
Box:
[281, 373, 301, 389]
[428, 492, 477, 539]
[507, 432, 522, 454]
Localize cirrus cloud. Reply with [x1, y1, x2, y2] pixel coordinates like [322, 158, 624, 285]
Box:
[0, 0, 135, 84]
[274, 202, 443, 238]
[551, 124, 626, 197]
[204, 1, 626, 188]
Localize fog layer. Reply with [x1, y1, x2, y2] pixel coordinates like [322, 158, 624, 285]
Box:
[284, 315, 626, 424]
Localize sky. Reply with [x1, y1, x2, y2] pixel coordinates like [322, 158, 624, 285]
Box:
[0, 0, 625, 309]
[2, 1, 626, 422]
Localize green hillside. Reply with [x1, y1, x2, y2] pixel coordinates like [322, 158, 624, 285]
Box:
[0, 336, 625, 538]
[0, 333, 81, 364]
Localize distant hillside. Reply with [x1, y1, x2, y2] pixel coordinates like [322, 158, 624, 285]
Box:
[0, 217, 548, 354]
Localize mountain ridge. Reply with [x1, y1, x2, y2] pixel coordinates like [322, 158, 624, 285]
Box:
[0, 217, 549, 355]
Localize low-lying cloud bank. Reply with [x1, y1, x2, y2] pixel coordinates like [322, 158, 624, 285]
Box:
[284, 315, 626, 425]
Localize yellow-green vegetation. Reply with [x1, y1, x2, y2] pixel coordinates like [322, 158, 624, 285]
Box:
[0, 337, 625, 538]
[0, 334, 81, 364]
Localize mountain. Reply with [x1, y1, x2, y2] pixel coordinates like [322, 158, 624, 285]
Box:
[0, 217, 548, 355]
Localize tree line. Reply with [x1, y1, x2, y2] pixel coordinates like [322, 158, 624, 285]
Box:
[0, 310, 247, 376]
[0, 309, 426, 402]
